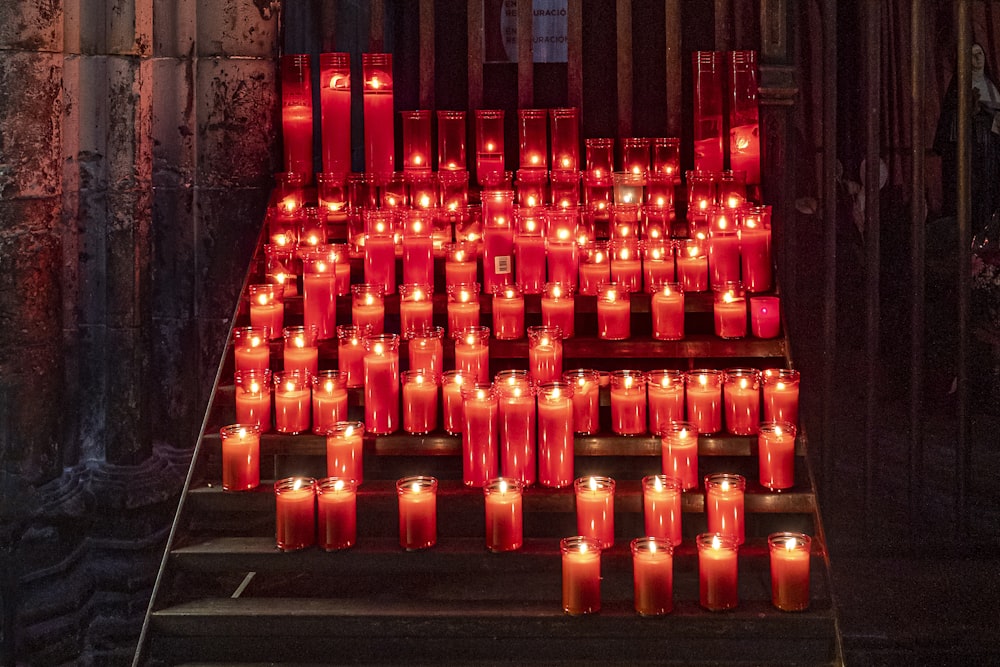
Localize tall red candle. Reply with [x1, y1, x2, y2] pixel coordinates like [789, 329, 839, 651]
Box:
[697, 533, 739, 610]
[661, 421, 700, 490]
[631, 536, 674, 616]
[397, 476, 437, 550]
[482, 190, 516, 293]
[585, 137, 614, 180]
[575, 475, 615, 548]
[311, 370, 348, 435]
[610, 239, 642, 293]
[518, 108, 548, 169]
[685, 369, 723, 434]
[401, 109, 432, 172]
[723, 368, 760, 435]
[578, 243, 610, 295]
[708, 227, 741, 288]
[437, 110, 467, 171]
[643, 475, 682, 546]
[317, 477, 357, 551]
[550, 108, 580, 171]
[274, 477, 316, 551]
[758, 421, 798, 490]
[280, 55, 313, 180]
[319, 52, 351, 177]
[337, 324, 368, 389]
[769, 532, 811, 611]
[362, 53, 394, 178]
[461, 384, 498, 487]
[561, 536, 601, 614]
[324, 420, 364, 484]
[676, 239, 709, 292]
[728, 50, 761, 186]
[610, 370, 647, 436]
[527, 325, 563, 384]
[441, 370, 466, 435]
[692, 52, 724, 172]
[739, 221, 773, 292]
[646, 369, 685, 435]
[475, 109, 506, 187]
[363, 334, 400, 435]
[762, 368, 800, 426]
[514, 214, 546, 294]
[364, 218, 397, 295]
[705, 473, 746, 545]
[483, 478, 523, 552]
[402, 212, 435, 286]
[220, 424, 261, 491]
[496, 371, 536, 486]
[537, 381, 575, 489]
[444, 242, 479, 289]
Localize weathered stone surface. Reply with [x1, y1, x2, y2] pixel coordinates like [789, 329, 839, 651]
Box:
[0, 340, 64, 483]
[106, 55, 153, 190]
[153, 0, 196, 58]
[149, 317, 202, 448]
[67, 324, 108, 463]
[0, 211, 63, 346]
[0, 51, 62, 199]
[197, 316, 232, 410]
[151, 185, 195, 319]
[104, 324, 153, 465]
[0, 1, 62, 52]
[197, 0, 277, 58]
[196, 57, 278, 189]
[66, 188, 109, 327]
[106, 188, 152, 328]
[151, 58, 196, 188]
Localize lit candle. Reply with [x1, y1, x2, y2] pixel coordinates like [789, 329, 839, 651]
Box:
[401, 370, 439, 435]
[578, 244, 610, 296]
[610, 370, 647, 436]
[351, 283, 385, 336]
[563, 368, 601, 435]
[575, 476, 615, 549]
[758, 421, 798, 490]
[437, 110, 467, 171]
[713, 283, 747, 339]
[762, 369, 800, 426]
[454, 326, 491, 384]
[234, 370, 272, 432]
[398, 283, 434, 335]
[363, 334, 400, 435]
[704, 473, 746, 545]
[337, 324, 368, 389]
[444, 242, 479, 289]
[561, 536, 602, 615]
[441, 370, 466, 435]
[768, 532, 811, 611]
[406, 326, 444, 376]
[646, 369, 685, 436]
[685, 370, 723, 435]
[274, 370, 311, 434]
[546, 237, 579, 289]
[402, 214, 435, 286]
[311, 370, 348, 435]
[610, 240, 642, 293]
[492, 285, 525, 340]
[642, 242, 675, 292]
[248, 284, 284, 338]
[541, 282, 575, 338]
[397, 475, 437, 550]
[324, 420, 364, 484]
[550, 108, 579, 170]
[527, 325, 563, 385]
[300, 257, 336, 342]
[675, 239, 709, 292]
[513, 226, 547, 294]
[274, 477, 316, 552]
[363, 226, 397, 296]
[739, 221, 773, 292]
[650, 281, 685, 341]
[282, 325, 319, 379]
[483, 477, 523, 552]
[519, 109, 548, 170]
[643, 475, 682, 546]
[697, 533, 739, 611]
[496, 373, 536, 486]
[362, 54, 394, 177]
[461, 384, 499, 487]
[481, 190, 516, 293]
[317, 477, 357, 551]
[537, 381, 575, 489]
[708, 226, 741, 288]
[723, 368, 760, 436]
[631, 536, 674, 616]
[596, 283, 631, 340]
[319, 53, 351, 177]
[750, 296, 781, 339]
[661, 421, 700, 490]
[233, 326, 271, 374]
[447, 282, 482, 337]
[329, 243, 352, 296]
[401, 109, 431, 172]
[220, 424, 262, 491]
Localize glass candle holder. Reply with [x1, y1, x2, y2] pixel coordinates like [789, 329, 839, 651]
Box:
[585, 137, 615, 179]
[723, 368, 761, 436]
[758, 421, 798, 491]
[280, 55, 313, 181]
[518, 108, 548, 169]
[483, 478, 524, 552]
[610, 238, 642, 293]
[401, 109, 432, 171]
[704, 473, 747, 545]
[362, 333, 400, 435]
[444, 241, 479, 288]
[661, 421, 700, 490]
[437, 110, 467, 170]
[492, 284, 525, 340]
[676, 238, 709, 292]
[685, 369, 723, 435]
[265, 243, 298, 297]
[575, 475, 616, 548]
[446, 282, 482, 338]
[316, 172, 348, 217]
[461, 383, 499, 487]
[402, 211, 435, 286]
[481, 189, 516, 293]
[610, 370, 647, 436]
[578, 242, 610, 296]
[622, 137, 650, 177]
[351, 283, 385, 336]
[398, 283, 434, 336]
[324, 420, 364, 483]
[362, 53, 394, 179]
[650, 281, 685, 341]
[407, 171, 439, 210]
[686, 169, 716, 218]
[233, 326, 271, 374]
[728, 50, 761, 186]
[248, 284, 285, 339]
[319, 52, 351, 178]
[642, 239, 675, 289]
[514, 209, 547, 294]
[220, 424, 262, 491]
[740, 217, 773, 292]
[439, 171, 470, 215]
[550, 170, 580, 208]
[651, 137, 681, 179]
[269, 206, 300, 248]
[536, 381, 575, 489]
[768, 532, 811, 611]
[363, 212, 397, 295]
[495, 371, 536, 486]
[516, 168, 549, 209]
[549, 108, 579, 170]
[317, 477, 357, 551]
[697, 533, 739, 611]
[762, 368, 800, 426]
[441, 370, 466, 435]
[527, 325, 563, 385]
[561, 536, 602, 615]
[282, 324, 319, 379]
[274, 370, 311, 434]
[300, 207, 326, 247]
[274, 477, 317, 551]
[397, 475, 438, 550]
[642, 475, 682, 546]
[708, 226, 741, 288]
[613, 173, 645, 206]
[631, 536, 675, 616]
[475, 109, 506, 187]
[300, 254, 337, 341]
[563, 369, 601, 435]
[546, 235, 579, 291]
[311, 370, 348, 436]
[234, 369, 272, 432]
[454, 325, 491, 384]
[692, 51, 724, 172]
[596, 282, 631, 340]
[644, 179, 675, 212]
[406, 325, 445, 376]
[541, 282, 575, 338]
[337, 324, 369, 389]
[713, 282, 747, 339]
[646, 369, 685, 436]
[401, 370, 439, 435]
[583, 174, 613, 224]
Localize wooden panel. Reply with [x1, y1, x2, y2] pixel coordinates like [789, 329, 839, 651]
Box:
[419, 0, 435, 109]
[467, 0, 484, 110]
[567, 0, 584, 111]
[665, 0, 683, 136]
[616, 0, 633, 137]
[517, 0, 534, 107]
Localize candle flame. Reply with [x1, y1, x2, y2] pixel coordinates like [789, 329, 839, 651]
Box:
[369, 76, 383, 89]
[274, 233, 290, 246]
[561, 157, 571, 169]
[653, 476, 663, 492]
[486, 141, 496, 152]
[774, 425, 784, 437]
[275, 273, 288, 285]
[250, 336, 262, 347]
[579, 542, 588, 554]
[249, 381, 260, 393]
[414, 288, 424, 301]
[654, 196, 666, 207]
[454, 373, 464, 386]
[679, 427, 690, 440]
[649, 540, 658, 554]
[595, 251, 606, 263]
[476, 388, 488, 401]
[739, 377, 748, 390]
[329, 74, 349, 89]
[504, 288, 515, 299]
[413, 220, 423, 234]
[712, 534, 722, 550]
[624, 375, 633, 390]
[717, 216, 729, 230]
[723, 291, 736, 304]
[513, 387, 522, 398]
[412, 482, 420, 493]
[786, 537, 797, 551]
[460, 290, 470, 303]
[374, 342, 384, 355]
[777, 381, 786, 391]
[698, 199, 709, 211]
[589, 476, 598, 491]
[526, 195, 538, 207]
[619, 247, 631, 261]
[687, 246, 699, 259]
[453, 250, 465, 262]
[285, 381, 295, 392]
[238, 427, 247, 438]
[530, 155, 541, 166]
[345, 424, 355, 437]
[552, 285, 562, 299]
[465, 334, 475, 346]
[415, 374, 424, 385]
[257, 293, 269, 306]
[419, 194, 432, 208]
[365, 294, 375, 306]
[557, 228, 571, 241]
[698, 374, 708, 387]
[727, 195, 742, 208]
[499, 479, 508, 493]
[551, 387, 561, 400]
[578, 377, 586, 388]
[540, 336, 550, 347]
[324, 380, 334, 393]
[375, 221, 387, 234]
[295, 336, 305, 349]
[721, 480, 730, 492]
[413, 155, 423, 166]
[334, 479, 345, 492]
[631, 165, 641, 175]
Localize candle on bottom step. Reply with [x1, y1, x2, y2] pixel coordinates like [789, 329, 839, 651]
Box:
[317, 477, 357, 551]
[536, 382, 575, 488]
[697, 533, 739, 611]
[631, 536, 674, 616]
[483, 478, 524, 552]
[275, 477, 317, 551]
[397, 475, 438, 550]
[561, 536, 602, 615]
[461, 384, 499, 487]
[768, 532, 812, 611]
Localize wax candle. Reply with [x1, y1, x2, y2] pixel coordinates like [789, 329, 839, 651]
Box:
[437, 110, 467, 170]
[454, 326, 491, 384]
[597, 283, 631, 340]
[651, 281, 685, 341]
[402, 370, 439, 435]
[319, 53, 351, 176]
[723, 368, 761, 436]
[563, 369, 601, 435]
[440, 173, 471, 219]
[351, 283, 385, 336]
[769, 532, 812, 611]
[642, 241, 674, 291]
[527, 325, 563, 384]
[406, 325, 444, 376]
[550, 108, 579, 170]
[646, 369, 685, 435]
[541, 283, 575, 338]
[402, 214, 434, 286]
[363, 334, 400, 435]
[401, 109, 432, 172]
[397, 476, 437, 550]
[762, 368, 800, 426]
[282, 325, 319, 379]
[492, 285, 525, 340]
[220, 424, 262, 491]
[483, 478, 524, 552]
[675, 239, 709, 292]
[444, 242, 479, 288]
[398, 283, 435, 336]
[362, 54, 394, 177]
[481, 190, 515, 293]
[311, 370, 348, 435]
[642, 202, 672, 239]
[317, 477, 356, 551]
[585, 137, 614, 179]
[299, 208, 326, 247]
[697, 533, 739, 611]
[610, 370, 647, 436]
[280, 55, 313, 179]
[575, 476, 615, 548]
[234, 370, 272, 432]
[758, 421, 798, 490]
[300, 258, 335, 342]
[447, 282, 482, 337]
[537, 382, 575, 489]
[407, 171, 438, 209]
[750, 295, 781, 339]
[233, 326, 271, 373]
[708, 227, 741, 289]
[578, 244, 610, 296]
[686, 370, 723, 434]
[441, 370, 466, 435]
[550, 171, 580, 208]
[495, 373, 536, 486]
[514, 225, 546, 294]
[546, 238, 579, 289]
[274, 477, 316, 551]
[662, 421, 700, 490]
[248, 284, 284, 338]
[613, 175, 644, 208]
[705, 473, 746, 545]
[337, 324, 368, 389]
[713, 283, 747, 339]
[610, 240, 642, 293]
[316, 171, 347, 217]
[461, 384, 498, 487]
[739, 222, 772, 293]
[561, 536, 602, 615]
[363, 228, 397, 296]
[643, 475, 682, 546]
[631, 536, 674, 616]
[274, 370, 311, 434]
[265, 243, 298, 298]
[324, 420, 364, 484]
[327, 243, 352, 296]
[519, 109, 548, 169]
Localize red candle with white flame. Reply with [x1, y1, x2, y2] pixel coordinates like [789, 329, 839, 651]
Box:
[631, 536, 674, 616]
[324, 420, 364, 484]
[362, 54, 394, 178]
[220, 424, 261, 491]
[646, 369, 685, 435]
[527, 325, 563, 385]
[317, 477, 356, 551]
[363, 334, 400, 435]
[537, 381, 575, 489]
[762, 368, 800, 426]
[492, 285, 525, 340]
[705, 473, 746, 545]
[758, 421, 797, 490]
[483, 477, 523, 552]
[597, 283, 631, 340]
[461, 383, 499, 487]
[402, 370, 439, 435]
[274, 370, 311, 434]
[769, 532, 811, 611]
[610, 370, 647, 436]
[496, 371, 536, 486]
[561, 536, 601, 614]
[661, 421, 700, 490]
[697, 532, 739, 610]
[643, 475, 682, 546]
[575, 475, 616, 548]
[686, 369, 723, 434]
[311, 370, 348, 435]
[397, 475, 437, 550]
[234, 370, 272, 433]
[723, 368, 760, 436]
[275, 477, 316, 551]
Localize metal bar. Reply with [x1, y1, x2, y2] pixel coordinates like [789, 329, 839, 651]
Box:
[467, 0, 484, 111]
[956, 0, 971, 536]
[616, 0, 633, 138]
[821, 0, 838, 498]
[567, 0, 584, 111]
[665, 0, 682, 137]
[518, 0, 534, 107]
[418, 0, 435, 110]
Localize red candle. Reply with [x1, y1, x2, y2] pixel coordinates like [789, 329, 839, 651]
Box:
[444, 242, 479, 289]
[441, 371, 466, 435]
[541, 282, 575, 338]
[475, 109, 505, 186]
[352, 283, 385, 336]
[233, 326, 271, 374]
[496, 373, 536, 486]
[610, 240, 642, 293]
[317, 477, 357, 551]
[610, 370, 647, 436]
[578, 243, 610, 296]
[697, 533, 739, 611]
[454, 326, 491, 384]
[642, 242, 675, 292]
[447, 282, 482, 337]
[249, 284, 284, 338]
[713, 283, 747, 339]
[550, 170, 580, 208]
[575, 476, 615, 548]
[483, 478, 523, 552]
[265, 244, 297, 297]
[708, 227, 741, 289]
[750, 296, 781, 339]
[762, 369, 800, 426]
[482, 190, 515, 293]
[692, 51, 724, 171]
[328, 243, 352, 296]
[516, 167, 548, 208]
[407, 171, 438, 209]
[406, 326, 444, 376]
[661, 421, 700, 490]
[402, 370, 439, 435]
[705, 473, 746, 545]
[311, 370, 348, 435]
[676, 239, 709, 292]
[758, 421, 798, 490]
[337, 324, 368, 389]
[537, 381, 575, 489]
[518, 109, 548, 170]
[685, 370, 723, 434]
[643, 475, 682, 546]
[527, 325, 563, 384]
[437, 110, 467, 171]
[364, 228, 397, 296]
[220, 424, 261, 491]
[234, 370, 272, 432]
[274, 477, 316, 551]
[398, 283, 434, 335]
[401, 109, 432, 172]
[492, 286, 525, 340]
[274, 370, 311, 434]
[319, 53, 351, 177]
[597, 283, 631, 340]
[646, 369, 685, 435]
[362, 54, 394, 177]
[397, 476, 437, 550]
[651, 282, 685, 341]
[324, 420, 364, 484]
[514, 229, 546, 294]
[563, 369, 600, 435]
[402, 216, 434, 286]
[631, 536, 674, 616]
[282, 325, 319, 379]
[561, 536, 601, 615]
[740, 223, 773, 292]
[585, 137, 614, 178]
[317, 172, 347, 217]
[723, 368, 761, 436]
[769, 532, 811, 611]
[550, 108, 579, 170]
[461, 384, 498, 487]
[546, 238, 579, 289]
[279, 55, 313, 179]
[363, 334, 400, 435]
[729, 50, 761, 184]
